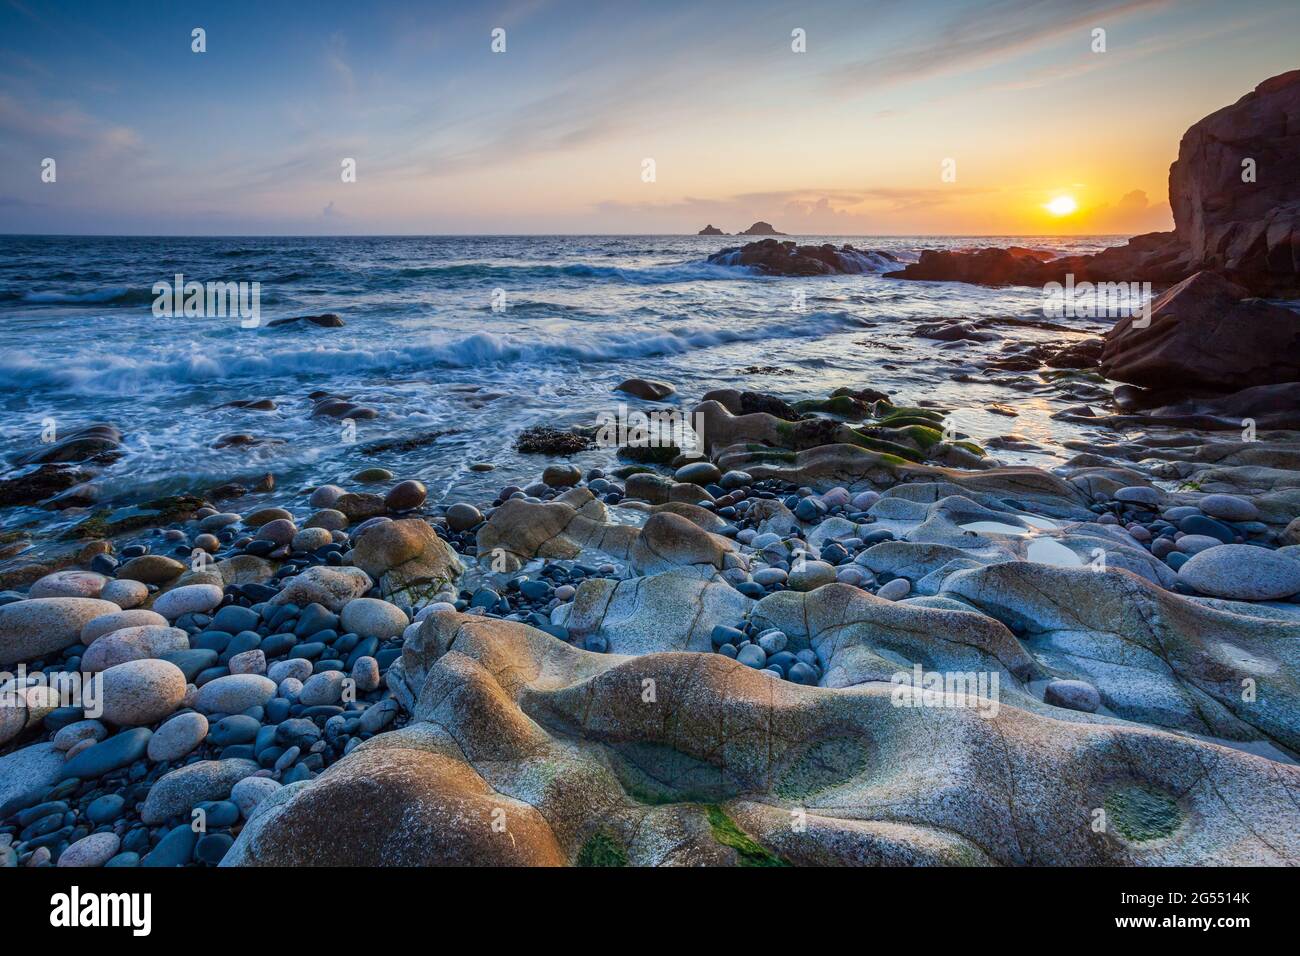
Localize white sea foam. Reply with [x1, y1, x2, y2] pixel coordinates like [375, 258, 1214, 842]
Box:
[0, 311, 868, 396]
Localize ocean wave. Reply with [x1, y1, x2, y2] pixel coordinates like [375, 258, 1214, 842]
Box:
[12, 287, 158, 306]
[707, 247, 902, 274]
[0, 310, 867, 396]
[377, 260, 753, 284]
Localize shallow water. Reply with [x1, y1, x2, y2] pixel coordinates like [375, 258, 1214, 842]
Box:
[0, 234, 1129, 539]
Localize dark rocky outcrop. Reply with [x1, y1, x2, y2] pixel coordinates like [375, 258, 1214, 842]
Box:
[514, 426, 593, 455]
[0, 465, 89, 508]
[708, 239, 900, 276]
[615, 378, 675, 400]
[739, 221, 784, 236]
[1169, 69, 1300, 295]
[696, 224, 724, 235]
[13, 424, 123, 466]
[886, 235, 1191, 287]
[888, 71, 1300, 295]
[267, 313, 345, 329]
[1076, 381, 1300, 431]
[1100, 270, 1300, 391]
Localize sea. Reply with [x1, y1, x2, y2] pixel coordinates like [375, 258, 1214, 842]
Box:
[0, 234, 1130, 540]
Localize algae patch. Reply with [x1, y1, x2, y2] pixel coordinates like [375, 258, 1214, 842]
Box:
[576, 830, 628, 867]
[1105, 786, 1182, 842]
[704, 804, 790, 867]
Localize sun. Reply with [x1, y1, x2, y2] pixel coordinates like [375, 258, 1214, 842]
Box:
[1045, 195, 1078, 216]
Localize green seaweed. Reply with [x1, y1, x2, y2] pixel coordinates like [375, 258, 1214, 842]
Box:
[704, 804, 790, 867]
[1105, 786, 1182, 842]
[876, 405, 945, 423]
[742, 447, 798, 463]
[617, 443, 680, 465]
[851, 432, 925, 463]
[63, 494, 204, 540]
[576, 830, 629, 867]
[793, 395, 869, 419]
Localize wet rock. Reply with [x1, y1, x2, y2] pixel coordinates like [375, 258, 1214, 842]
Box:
[708, 238, 899, 276]
[515, 426, 593, 455]
[0, 464, 91, 507]
[268, 312, 345, 328]
[615, 378, 675, 400]
[291, 527, 333, 551]
[385, 479, 427, 511]
[15, 424, 123, 466]
[333, 492, 385, 521]
[542, 464, 582, 487]
[309, 485, 346, 509]
[675, 461, 722, 485]
[444, 503, 482, 532]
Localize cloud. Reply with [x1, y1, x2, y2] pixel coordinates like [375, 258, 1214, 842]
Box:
[1117, 188, 1150, 210]
[0, 91, 142, 156]
[323, 200, 341, 218]
[1085, 187, 1171, 231]
[326, 33, 356, 97]
[826, 0, 1170, 91]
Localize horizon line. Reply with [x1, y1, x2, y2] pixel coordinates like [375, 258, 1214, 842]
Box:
[0, 231, 1135, 240]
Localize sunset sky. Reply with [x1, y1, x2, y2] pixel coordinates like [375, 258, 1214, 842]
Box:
[1, 0, 1297, 235]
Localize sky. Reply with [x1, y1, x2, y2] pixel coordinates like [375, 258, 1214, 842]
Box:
[0, 0, 1297, 236]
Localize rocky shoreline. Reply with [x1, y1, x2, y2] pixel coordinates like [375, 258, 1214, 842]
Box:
[2, 67, 1299, 870]
[2, 352, 1299, 865]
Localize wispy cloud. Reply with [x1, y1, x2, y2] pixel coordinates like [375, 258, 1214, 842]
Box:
[826, 0, 1170, 91]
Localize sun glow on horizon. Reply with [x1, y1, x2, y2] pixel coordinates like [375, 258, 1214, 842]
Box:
[1044, 196, 1078, 216]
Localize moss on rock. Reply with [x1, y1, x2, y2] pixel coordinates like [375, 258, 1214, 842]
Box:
[704, 804, 790, 867]
[1105, 786, 1182, 843]
[576, 830, 629, 867]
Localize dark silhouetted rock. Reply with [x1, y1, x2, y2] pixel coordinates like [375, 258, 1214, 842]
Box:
[615, 378, 675, 400]
[739, 221, 785, 236]
[708, 239, 900, 276]
[1169, 69, 1300, 295]
[1100, 270, 1300, 391]
[267, 313, 345, 328]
